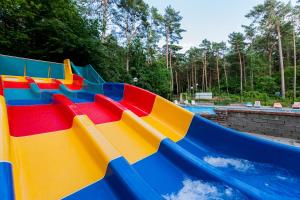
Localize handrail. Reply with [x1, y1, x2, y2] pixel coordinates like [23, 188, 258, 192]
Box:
[87, 64, 105, 83]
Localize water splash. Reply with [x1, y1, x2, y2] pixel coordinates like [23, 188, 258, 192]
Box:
[203, 156, 253, 172]
[163, 179, 243, 200]
[203, 156, 300, 198]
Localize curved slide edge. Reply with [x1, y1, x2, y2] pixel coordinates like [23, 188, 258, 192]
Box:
[0, 96, 14, 200]
[64, 157, 163, 200]
[187, 115, 300, 175]
[109, 83, 300, 176]
[0, 162, 14, 200]
[103, 83, 157, 116]
[90, 95, 273, 199]
[159, 138, 275, 200]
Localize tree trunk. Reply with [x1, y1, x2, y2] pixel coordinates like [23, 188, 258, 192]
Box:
[249, 47, 254, 90]
[209, 66, 212, 90]
[276, 24, 285, 98]
[175, 70, 179, 95]
[194, 62, 197, 91]
[126, 42, 130, 72]
[191, 64, 194, 89]
[101, 0, 108, 39]
[287, 49, 290, 67]
[238, 47, 243, 99]
[216, 55, 220, 92]
[202, 61, 205, 91]
[268, 50, 272, 76]
[293, 27, 297, 100]
[166, 28, 169, 69]
[250, 62, 254, 91]
[223, 60, 229, 94]
[204, 53, 208, 91]
[170, 49, 173, 93]
[243, 53, 247, 87]
[126, 56, 129, 72]
[125, 18, 130, 73]
[187, 69, 190, 93]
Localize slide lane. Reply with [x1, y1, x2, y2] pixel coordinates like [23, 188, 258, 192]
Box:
[146, 95, 300, 199]
[3, 76, 96, 106]
[1, 94, 161, 200]
[105, 83, 300, 199]
[70, 94, 273, 199]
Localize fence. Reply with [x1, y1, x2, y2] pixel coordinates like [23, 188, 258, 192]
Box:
[71, 63, 105, 84]
[0, 54, 65, 79]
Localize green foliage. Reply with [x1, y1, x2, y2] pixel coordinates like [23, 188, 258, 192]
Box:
[2, 0, 300, 102]
[0, 0, 172, 97]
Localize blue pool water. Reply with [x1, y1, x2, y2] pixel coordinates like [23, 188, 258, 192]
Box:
[181, 105, 216, 115]
[203, 156, 300, 199]
[181, 105, 300, 116]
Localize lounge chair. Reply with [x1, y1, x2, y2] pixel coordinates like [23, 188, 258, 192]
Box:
[173, 100, 179, 105]
[292, 102, 300, 109]
[254, 101, 261, 108]
[191, 100, 196, 105]
[273, 103, 282, 109]
[245, 102, 253, 107]
[184, 100, 190, 105]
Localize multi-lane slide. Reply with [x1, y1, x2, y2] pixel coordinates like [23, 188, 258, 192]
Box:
[0, 54, 300, 200]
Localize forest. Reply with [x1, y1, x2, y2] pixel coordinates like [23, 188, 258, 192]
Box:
[1, 0, 300, 104]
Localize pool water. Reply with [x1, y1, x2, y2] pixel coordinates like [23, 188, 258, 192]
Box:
[181, 105, 216, 115]
[163, 179, 246, 200]
[203, 156, 300, 199]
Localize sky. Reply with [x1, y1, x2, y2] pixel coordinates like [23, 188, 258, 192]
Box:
[144, 0, 297, 52]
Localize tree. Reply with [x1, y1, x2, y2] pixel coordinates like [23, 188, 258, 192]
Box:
[288, 6, 300, 100]
[220, 42, 229, 94]
[246, 0, 292, 98]
[199, 39, 212, 91]
[243, 24, 256, 90]
[77, 0, 114, 39]
[162, 6, 185, 69]
[161, 6, 184, 94]
[212, 42, 225, 92]
[145, 7, 163, 64]
[229, 32, 245, 98]
[112, 0, 149, 72]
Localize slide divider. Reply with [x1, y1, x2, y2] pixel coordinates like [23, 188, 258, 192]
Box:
[95, 94, 166, 149]
[55, 94, 162, 199]
[94, 94, 125, 115]
[63, 59, 73, 84]
[72, 115, 121, 167]
[122, 111, 166, 149]
[59, 84, 77, 98]
[52, 94, 81, 119]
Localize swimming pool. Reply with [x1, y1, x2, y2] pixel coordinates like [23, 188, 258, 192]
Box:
[181, 105, 216, 115]
[181, 104, 300, 116]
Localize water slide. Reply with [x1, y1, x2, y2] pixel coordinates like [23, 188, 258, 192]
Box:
[1, 54, 300, 200]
